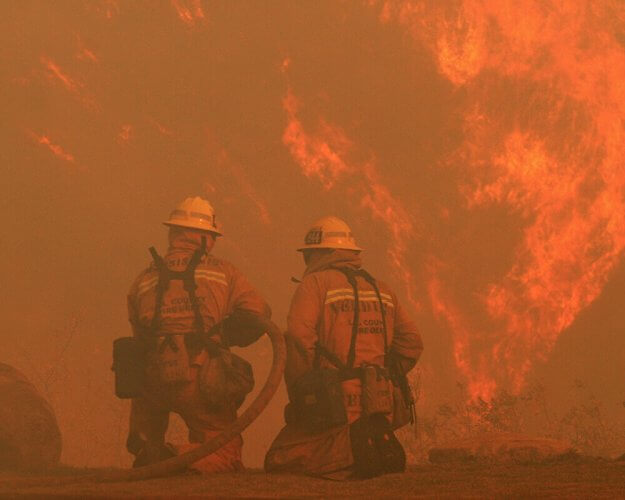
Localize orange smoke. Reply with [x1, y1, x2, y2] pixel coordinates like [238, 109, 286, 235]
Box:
[373, 0, 625, 399]
[282, 86, 420, 312]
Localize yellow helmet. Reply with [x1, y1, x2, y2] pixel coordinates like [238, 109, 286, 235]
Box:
[297, 216, 362, 252]
[163, 197, 222, 235]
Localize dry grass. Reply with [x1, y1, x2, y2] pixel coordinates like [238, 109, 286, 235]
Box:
[402, 375, 625, 463]
[1, 459, 624, 498]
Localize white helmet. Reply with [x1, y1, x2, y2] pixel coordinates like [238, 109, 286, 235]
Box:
[163, 197, 222, 235]
[297, 216, 362, 252]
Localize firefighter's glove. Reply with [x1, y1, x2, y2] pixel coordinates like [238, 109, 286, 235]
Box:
[209, 310, 275, 348]
[388, 350, 417, 376]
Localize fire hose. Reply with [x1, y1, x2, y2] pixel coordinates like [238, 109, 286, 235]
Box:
[0, 324, 285, 490]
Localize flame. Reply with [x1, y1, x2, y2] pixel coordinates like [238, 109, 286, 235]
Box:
[93, 0, 119, 19]
[359, 162, 421, 311]
[282, 86, 420, 311]
[152, 119, 174, 137]
[30, 133, 75, 163]
[76, 37, 98, 63]
[117, 124, 133, 144]
[427, 263, 496, 400]
[40, 55, 98, 111]
[282, 89, 355, 190]
[41, 56, 82, 93]
[171, 0, 205, 27]
[373, 0, 625, 398]
[280, 57, 291, 74]
[205, 133, 271, 225]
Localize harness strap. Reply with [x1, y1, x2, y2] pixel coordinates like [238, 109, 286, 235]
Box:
[149, 246, 168, 340]
[314, 266, 389, 375]
[158, 334, 179, 354]
[343, 269, 360, 370]
[312, 267, 359, 371]
[356, 269, 389, 360]
[315, 343, 346, 371]
[185, 236, 207, 335]
[147, 236, 207, 342]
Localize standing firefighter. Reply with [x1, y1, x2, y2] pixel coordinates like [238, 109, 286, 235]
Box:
[119, 197, 274, 473]
[265, 216, 423, 479]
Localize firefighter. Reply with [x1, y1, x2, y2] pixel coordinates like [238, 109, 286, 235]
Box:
[125, 196, 274, 473]
[264, 216, 423, 479]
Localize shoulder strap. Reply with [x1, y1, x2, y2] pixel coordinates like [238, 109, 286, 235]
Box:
[313, 342, 346, 371]
[149, 246, 168, 334]
[356, 269, 389, 360]
[313, 266, 390, 371]
[147, 236, 207, 336]
[325, 267, 389, 368]
[342, 268, 360, 369]
[183, 236, 207, 335]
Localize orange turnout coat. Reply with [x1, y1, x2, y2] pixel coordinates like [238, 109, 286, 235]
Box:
[264, 250, 423, 478]
[127, 232, 270, 472]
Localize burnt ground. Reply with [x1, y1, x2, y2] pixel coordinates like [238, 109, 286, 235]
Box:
[1, 459, 624, 498]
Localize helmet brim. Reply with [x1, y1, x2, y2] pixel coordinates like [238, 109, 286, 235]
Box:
[296, 243, 362, 252]
[163, 221, 223, 236]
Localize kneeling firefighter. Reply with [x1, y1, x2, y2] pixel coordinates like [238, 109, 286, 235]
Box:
[264, 216, 423, 480]
[115, 197, 276, 473]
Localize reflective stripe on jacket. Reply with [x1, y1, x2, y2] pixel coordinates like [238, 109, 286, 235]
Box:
[127, 240, 270, 341]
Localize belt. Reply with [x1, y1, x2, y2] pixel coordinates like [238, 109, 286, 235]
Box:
[338, 365, 389, 382]
[146, 332, 222, 356]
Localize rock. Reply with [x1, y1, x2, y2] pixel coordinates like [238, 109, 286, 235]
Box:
[428, 432, 576, 464]
[0, 363, 62, 470]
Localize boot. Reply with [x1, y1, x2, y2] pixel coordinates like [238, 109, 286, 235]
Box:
[132, 442, 177, 468]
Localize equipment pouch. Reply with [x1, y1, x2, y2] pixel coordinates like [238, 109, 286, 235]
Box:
[112, 337, 145, 399]
[391, 385, 412, 429]
[388, 354, 416, 429]
[360, 364, 393, 416]
[199, 349, 254, 410]
[155, 335, 191, 383]
[290, 368, 347, 432]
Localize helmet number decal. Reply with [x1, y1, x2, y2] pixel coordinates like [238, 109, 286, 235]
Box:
[305, 227, 323, 245]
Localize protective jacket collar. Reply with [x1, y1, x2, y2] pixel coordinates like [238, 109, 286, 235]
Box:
[303, 249, 362, 276]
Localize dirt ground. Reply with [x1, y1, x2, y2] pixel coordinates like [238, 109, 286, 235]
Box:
[1, 459, 624, 498]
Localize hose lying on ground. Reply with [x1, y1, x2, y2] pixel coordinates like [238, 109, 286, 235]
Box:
[0, 325, 285, 489]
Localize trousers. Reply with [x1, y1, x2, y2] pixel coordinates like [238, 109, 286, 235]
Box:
[128, 361, 243, 473]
